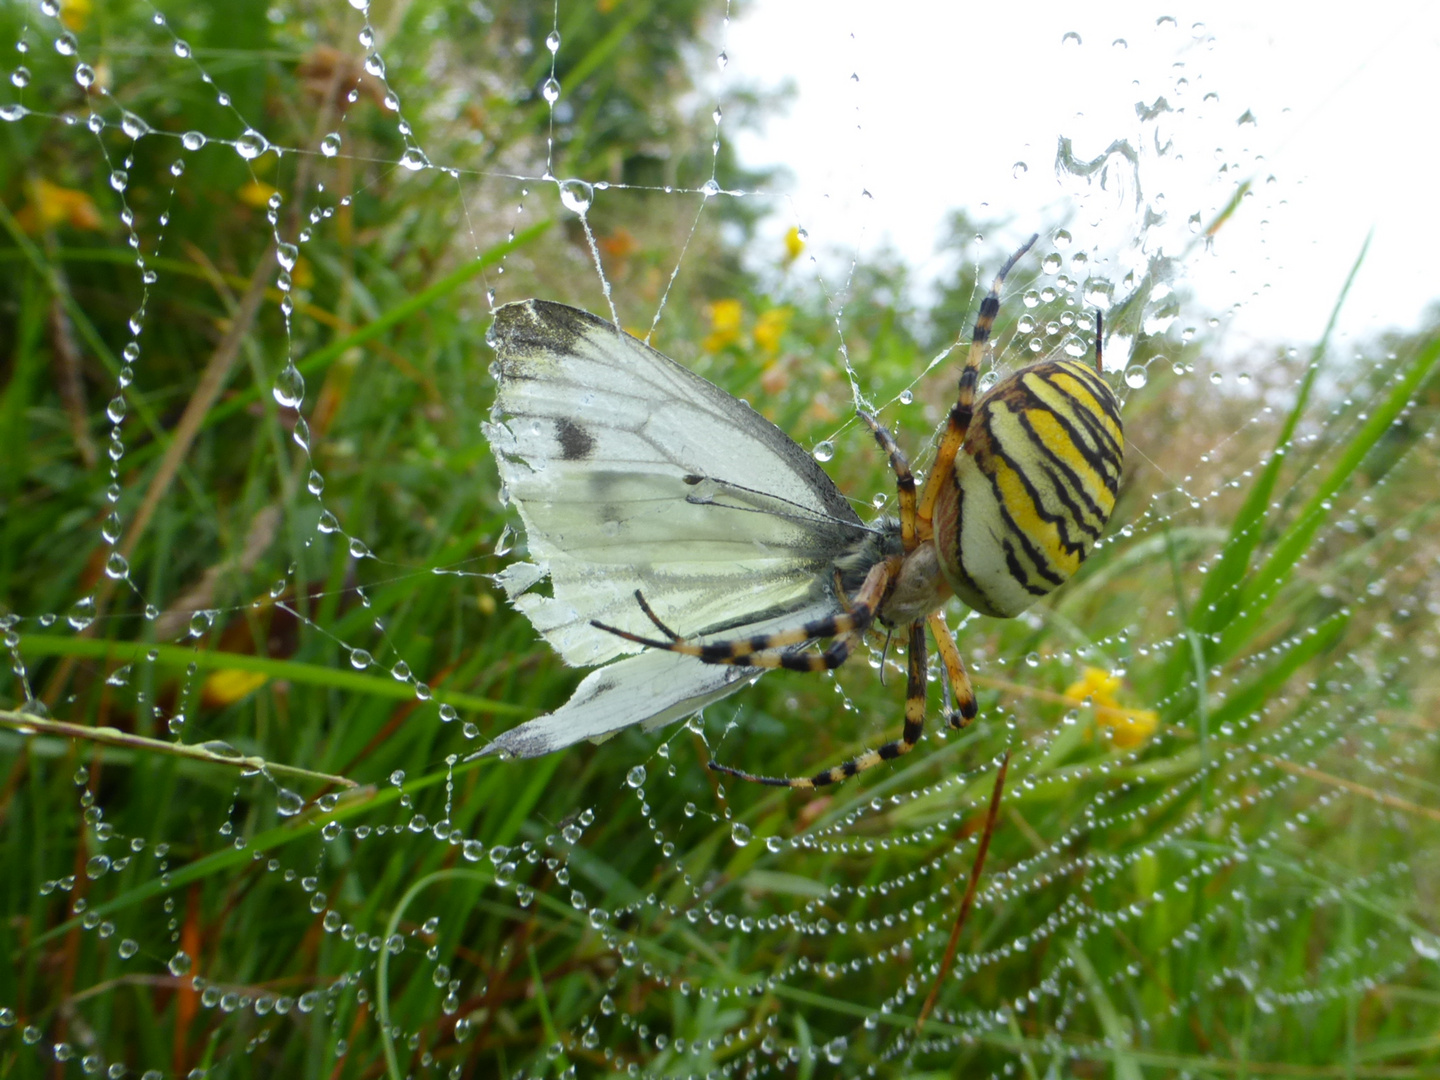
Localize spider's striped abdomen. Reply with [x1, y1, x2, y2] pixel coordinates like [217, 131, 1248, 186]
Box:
[933, 357, 1123, 618]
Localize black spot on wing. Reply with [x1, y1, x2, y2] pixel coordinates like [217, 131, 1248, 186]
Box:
[555, 417, 596, 461]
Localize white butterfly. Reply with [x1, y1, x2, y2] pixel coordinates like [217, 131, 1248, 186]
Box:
[475, 300, 883, 760]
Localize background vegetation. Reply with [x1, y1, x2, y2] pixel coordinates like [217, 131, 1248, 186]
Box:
[2, 0, 1439, 1077]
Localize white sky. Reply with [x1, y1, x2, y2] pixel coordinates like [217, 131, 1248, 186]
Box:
[719, 1, 1440, 352]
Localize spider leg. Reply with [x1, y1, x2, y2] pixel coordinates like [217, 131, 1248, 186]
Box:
[916, 233, 1038, 536]
[709, 620, 929, 789]
[926, 611, 977, 729]
[633, 590, 680, 641]
[591, 558, 895, 671]
[1094, 310, 1104, 374]
[857, 409, 918, 552]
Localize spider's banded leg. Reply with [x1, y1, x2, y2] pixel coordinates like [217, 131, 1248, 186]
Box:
[916, 233, 1039, 534]
[926, 611, 976, 729]
[1094, 310, 1104, 374]
[710, 621, 930, 789]
[591, 558, 895, 670]
[857, 410, 918, 552]
[633, 590, 680, 641]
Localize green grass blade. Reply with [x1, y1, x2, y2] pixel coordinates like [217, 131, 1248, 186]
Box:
[1191, 232, 1371, 639]
[1217, 332, 1440, 659]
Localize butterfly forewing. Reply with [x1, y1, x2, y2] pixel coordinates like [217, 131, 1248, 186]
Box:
[480, 300, 871, 755]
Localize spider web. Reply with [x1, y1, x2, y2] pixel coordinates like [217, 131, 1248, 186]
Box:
[2, 1, 1438, 1078]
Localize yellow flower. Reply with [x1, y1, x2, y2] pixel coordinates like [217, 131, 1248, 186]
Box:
[1062, 666, 1158, 750]
[753, 306, 792, 355]
[783, 225, 805, 264]
[17, 179, 102, 233]
[203, 668, 269, 706]
[238, 180, 279, 208]
[702, 298, 744, 352]
[61, 0, 92, 32]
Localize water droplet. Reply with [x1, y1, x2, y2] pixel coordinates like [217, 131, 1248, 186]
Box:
[74, 62, 95, 88]
[812, 440, 834, 463]
[104, 553, 129, 580]
[118, 939, 139, 959]
[68, 596, 96, 631]
[120, 112, 150, 139]
[399, 146, 429, 171]
[1413, 933, 1440, 961]
[541, 76, 561, 104]
[234, 129, 268, 160]
[109, 170, 128, 192]
[174, 39, 192, 58]
[1011, 161, 1028, 178]
[1125, 365, 1148, 389]
[494, 523, 515, 557]
[11, 66, 31, 88]
[558, 178, 592, 214]
[275, 789, 305, 816]
[55, 31, 78, 56]
[730, 822, 752, 846]
[273, 363, 304, 408]
[0, 103, 27, 122]
[545, 31, 561, 52]
[181, 130, 205, 151]
[86, 855, 111, 880]
[349, 649, 372, 670]
[1060, 30, 1082, 46]
[320, 132, 341, 157]
[167, 950, 192, 976]
[1083, 278, 1114, 309]
[626, 765, 647, 788]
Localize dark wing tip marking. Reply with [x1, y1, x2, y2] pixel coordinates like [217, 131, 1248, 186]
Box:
[491, 299, 614, 363]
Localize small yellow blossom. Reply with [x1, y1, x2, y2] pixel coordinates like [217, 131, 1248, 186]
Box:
[753, 305, 792, 355]
[203, 668, 269, 706]
[61, 0, 92, 32]
[702, 298, 744, 352]
[238, 180, 279, 209]
[1063, 666, 1158, 750]
[783, 225, 805, 264]
[17, 179, 102, 233]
